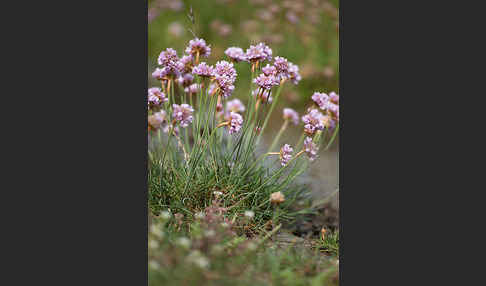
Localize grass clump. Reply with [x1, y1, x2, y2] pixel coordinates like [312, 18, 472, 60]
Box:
[148, 36, 339, 234]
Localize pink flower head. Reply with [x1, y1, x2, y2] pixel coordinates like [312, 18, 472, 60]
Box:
[148, 87, 167, 108]
[158, 48, 178, 66]
[185, 38, 211, 58]
[246, 42, 272, 63]
[329, 91, 339, 104]
[262, 64, 277, 76]
[148, 110, 167, 131]
[274, 56, 290, 79]
[283, 108, 299, 125]
[177, 73, 194, 87]
[227, 112, 243, 134]
[279, 144, 293, 166]
[303, 137, 318, 161]
[184, 83, 200, 95]
[192, 62, 214, 77]
[213, 61, 237, 82]
[225, 47, 247, 62]
[288, 62, 302, 85]
[179, 55, 193, 73]
[311, 92, 330, 110]
[254, 73, 279, 90]
[302, 109, 325, 135]
[214, 75, 235, 98]
[152, 67, 166, 80]
[226, 99, 245, 113]
[172, 103, 194, 128]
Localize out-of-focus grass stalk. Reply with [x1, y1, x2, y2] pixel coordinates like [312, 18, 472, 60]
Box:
[267, 119, 289, 153]
[257, 82, 285, 144]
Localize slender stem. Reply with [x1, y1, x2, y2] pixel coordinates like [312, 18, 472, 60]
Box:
[257, 81, 285, 144]
[267, 120, 288, 153]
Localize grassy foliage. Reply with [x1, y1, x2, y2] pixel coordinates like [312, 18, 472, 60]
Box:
[148, 208, 339, 286]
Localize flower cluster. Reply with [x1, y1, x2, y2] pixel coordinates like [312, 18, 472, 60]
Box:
[227, 112, 243, 134]
[283, 108, 299, 125]
[311, 91, 340, 128]
[148, 87, 167, 110]
[279, 144, 293, 166]
[303, 137, 318, 161]
[185, 38, 211, 59]
[213, 61, 237, 98]
[246, 42, 272, 63]
[302, 109, 325, 135]
[225, 47, 247, 62]
[193, 62, 214, 77]
[172, 104, 194, 128]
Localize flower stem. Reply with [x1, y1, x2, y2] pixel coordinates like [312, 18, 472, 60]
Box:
[267, 119, 288, 153]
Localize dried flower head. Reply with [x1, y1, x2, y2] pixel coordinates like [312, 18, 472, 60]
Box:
[244, 210, 255, 219]
[226, 99, 245, 113]
[172, 103, 194, 128]
[270, 191, 285, 205]
[279, 144, 293, 166]
[192, 62, 214, 77]
[283, 108, 299, 125]
[303, 136, 318, 161]
[225, 47, 247, 62]
[185, 38, 211, 58]
[302, 109, 325, 135]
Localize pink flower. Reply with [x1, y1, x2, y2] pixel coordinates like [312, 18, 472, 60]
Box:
[302, 109, 325, 135]
[273, 56, 289, 80]
[192, 62, 214, 77]
[227, 112, 243, 134]
[148, 87, 167, 108]
[303, 137, 318, 161]
[177, 73, 194, 87]
[184, 83, 200, 95]
[245, 42, 272, 63]
[279, 144, 293, 166]
[172, 104, 194, 128]
[283, 108, 299, 125]
[254, 73, 279, 90]
[225, 47, 247, 62]
[148, 111, 167, 131]
[158, 48, 178, 66]
[288, 62, 301, 84]
[311, 92, 330, 110]
[226, 99, 245, 113]
[185, 38, 211, 58]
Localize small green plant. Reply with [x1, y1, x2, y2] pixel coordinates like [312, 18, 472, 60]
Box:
[147, 37, 339, 233]
[317, 229, 339, 257]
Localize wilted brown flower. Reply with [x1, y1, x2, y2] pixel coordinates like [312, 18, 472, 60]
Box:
[270, 191, 285, 205]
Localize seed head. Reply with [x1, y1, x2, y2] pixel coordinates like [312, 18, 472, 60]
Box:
[270, 191, 285, 205]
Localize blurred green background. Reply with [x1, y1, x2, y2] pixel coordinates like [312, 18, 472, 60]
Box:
[148, 0, 339, 109]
